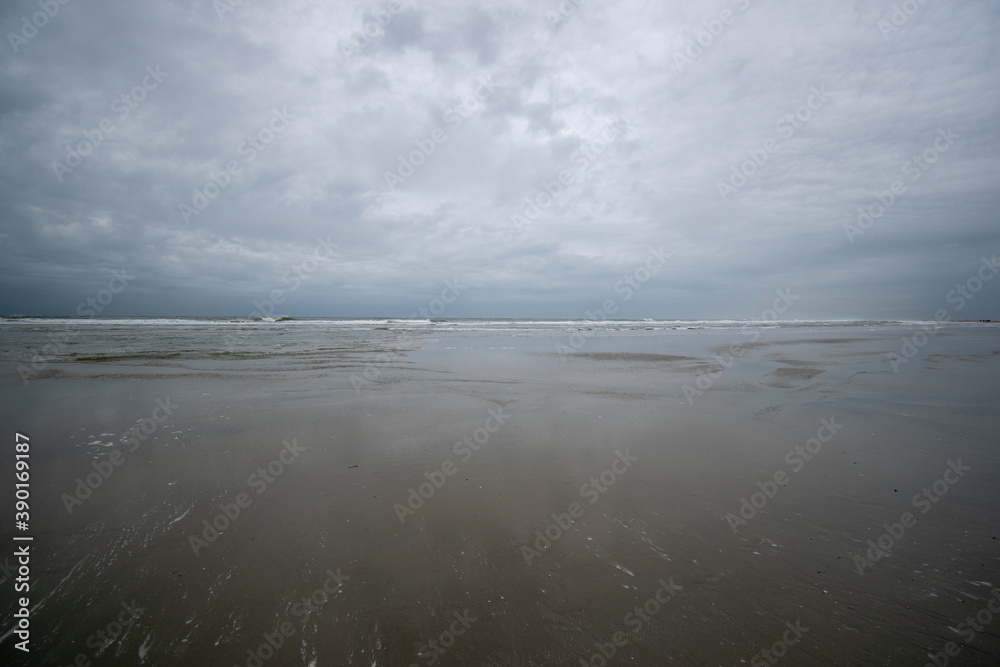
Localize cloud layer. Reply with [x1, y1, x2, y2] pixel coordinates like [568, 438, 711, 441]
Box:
[1, 0, 998, 318]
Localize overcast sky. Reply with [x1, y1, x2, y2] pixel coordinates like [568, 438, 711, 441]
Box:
[1, 0, 998, 319]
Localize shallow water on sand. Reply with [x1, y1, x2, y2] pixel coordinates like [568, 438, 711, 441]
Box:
[1, 320, 998, 665]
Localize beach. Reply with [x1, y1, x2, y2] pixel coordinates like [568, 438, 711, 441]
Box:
[1, 319, 999, 665]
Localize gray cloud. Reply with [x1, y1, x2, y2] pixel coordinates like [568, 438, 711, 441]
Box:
[1, 0, 998, 318]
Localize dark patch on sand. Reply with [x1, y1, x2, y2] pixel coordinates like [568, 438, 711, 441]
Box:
[730, 337, 886, 353]
[709, 381, 761, 392]
[685, 363, 729, 374]
[760, 367, 824, 388]
[766, 367, 824, 379]
[569, 352, 696, 363]
[845, 370, 891, 384]
[575, 389, 661, 400]
[74, 352, 183, 362]
[926, 351, 1000, 364]
[755, 404, 784, 418]
[782, 338, 865, 344]
[762, 354, 835, 367]
[825, 349, 891, 358]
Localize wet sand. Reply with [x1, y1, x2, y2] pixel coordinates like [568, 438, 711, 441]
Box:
[2, 324, 999, 665]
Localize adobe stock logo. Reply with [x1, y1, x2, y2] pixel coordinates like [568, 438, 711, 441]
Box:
[724, 417, 842, 533]
[844, 127, 959, 244]
[877, 0, 929, 40]
[745, 621, 809, 666]
[61, 398, 178, 514]
[187, 438, 306, 555]
[555, 246, 670, 360]
[579, 578, 682, 666]
[50, 66, 169, 181]
[511, 120, 624, 233]
[716, 85, 829, 201]
[179, 107, 294, 223]
[407, 610, 477, 667]
[887, 256, 997, 373]
[7, 0, 73, 54]
[672, 0, 753, 73]
[393, 407, 510, 524]
[521, 449, 638, 565]
[383, 77, 497, 191]
[852, 459, 970, 575]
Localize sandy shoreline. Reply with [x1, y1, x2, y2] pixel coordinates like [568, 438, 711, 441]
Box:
[1, 323, 999, 665]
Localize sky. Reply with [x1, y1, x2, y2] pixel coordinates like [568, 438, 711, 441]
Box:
[0, 0, 998, 319]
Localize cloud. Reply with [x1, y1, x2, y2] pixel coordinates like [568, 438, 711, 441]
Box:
[1, 0, 998, 318]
